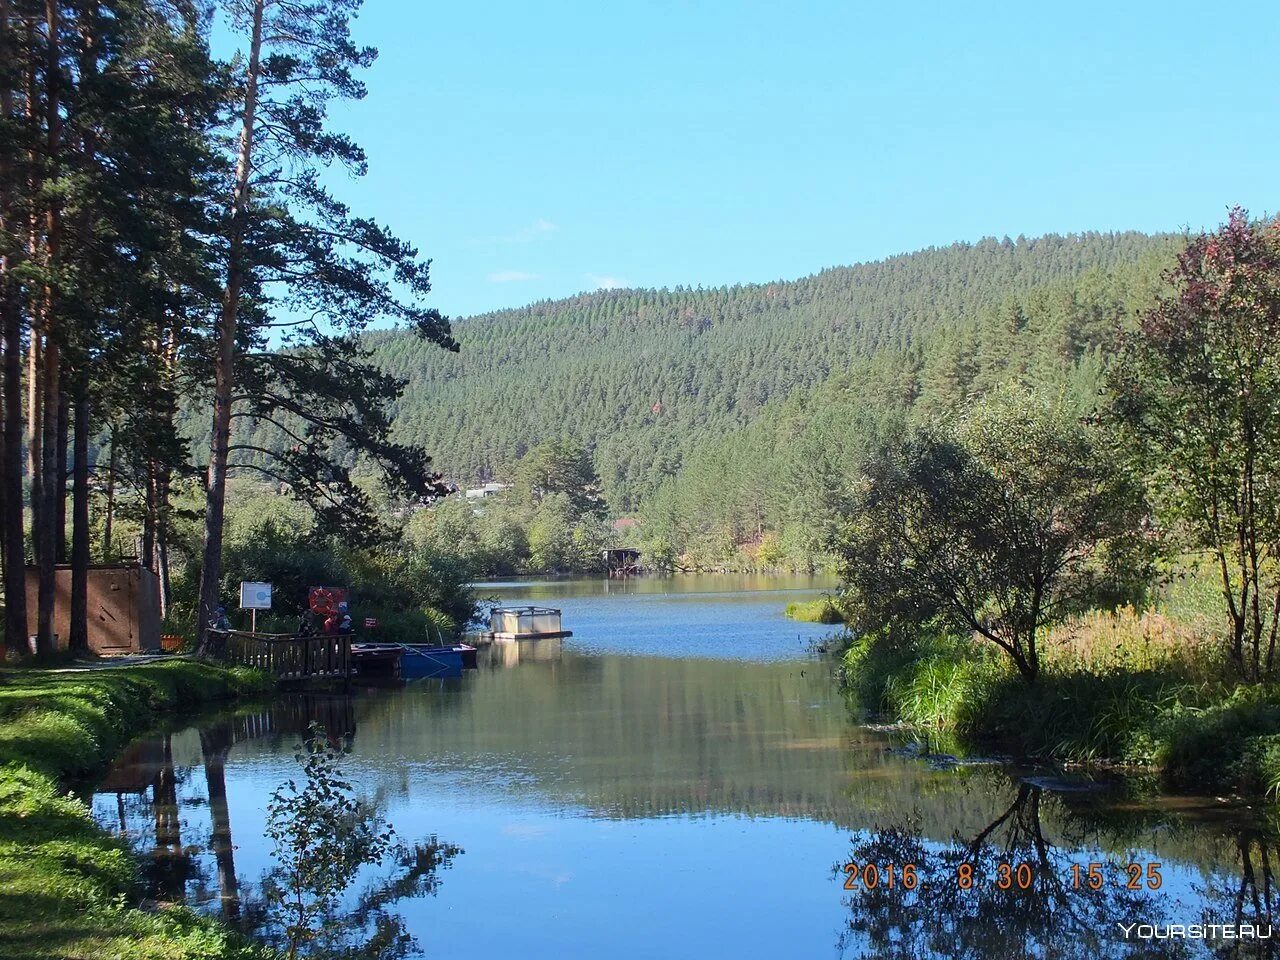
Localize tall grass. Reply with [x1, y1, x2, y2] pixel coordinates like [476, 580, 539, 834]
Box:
[839, 600, 1280, 795]
[785, 597, 844, 624]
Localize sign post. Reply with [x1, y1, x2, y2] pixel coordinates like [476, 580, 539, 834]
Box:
[239, 581, 273, 633]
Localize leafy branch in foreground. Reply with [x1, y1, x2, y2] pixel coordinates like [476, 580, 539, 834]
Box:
[263, 724, 395, 960]
[260, 723, 462, 960]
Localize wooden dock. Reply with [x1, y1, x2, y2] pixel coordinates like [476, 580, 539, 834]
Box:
[220, 630, 351, 681]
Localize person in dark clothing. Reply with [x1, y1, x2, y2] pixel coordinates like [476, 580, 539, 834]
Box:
[298, 608, 318, 637]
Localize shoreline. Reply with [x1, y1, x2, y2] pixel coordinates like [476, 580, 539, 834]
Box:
[0, 660, 276, 960]
[840, 627, 1280, 799]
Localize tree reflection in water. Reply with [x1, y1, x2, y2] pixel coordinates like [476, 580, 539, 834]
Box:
[837, 780, 1194, 959]
[95, 697, 462, 960]
[235, 834, 461, 960]
[1201, 829, 1280, 960]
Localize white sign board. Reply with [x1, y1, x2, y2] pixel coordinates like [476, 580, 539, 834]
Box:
[240, 581, 273, 610]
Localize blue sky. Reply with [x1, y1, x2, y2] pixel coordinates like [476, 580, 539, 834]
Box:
[282, 1, 1277, 319]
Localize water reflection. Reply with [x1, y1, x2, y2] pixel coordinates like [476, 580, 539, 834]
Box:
[838, 774, 1280, 960]
[838, 780, 1162, 958]
[93, 695, 459, 959]
[477, 635, 562, 668]
[88, 576, 1280, 959]
[1202, 830, 1280, 960]
[200, 723, 240, 921]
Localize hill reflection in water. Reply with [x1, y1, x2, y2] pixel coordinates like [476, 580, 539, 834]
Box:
[90, 579, 1280, 959]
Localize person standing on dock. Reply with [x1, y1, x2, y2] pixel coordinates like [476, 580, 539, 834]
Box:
[298, 608, 318, 638]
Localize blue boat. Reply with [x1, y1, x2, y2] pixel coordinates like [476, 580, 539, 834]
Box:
[399, 644, 467, 679]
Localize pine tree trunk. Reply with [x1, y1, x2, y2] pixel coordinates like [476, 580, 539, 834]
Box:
[197, 0, 264, 655]
[55, 384, 67, 561]
[35, 0, 62, 657]
[157, 324, 176, 620]
[0, 0, 28, 657]
[102, 422, 116, 559]
[23, 17, 40, 576]
[70, 385, 89, 653]
[69, 1, 96, 655]
[142, 461, 155, 570]
[36, 322, 59, 653]
[26, 324, 40, 564]
[157, 518, 171, 620]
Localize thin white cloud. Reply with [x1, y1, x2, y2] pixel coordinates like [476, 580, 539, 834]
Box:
[488, 270, 540, 283]
[586, 273, 625, 290]
[493, 219, 558, 244]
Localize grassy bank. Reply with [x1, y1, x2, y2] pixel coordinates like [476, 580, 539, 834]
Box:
[0, 660, 274, 960]
[784, 597, 844, 624]
[840, 607, 1280, 796]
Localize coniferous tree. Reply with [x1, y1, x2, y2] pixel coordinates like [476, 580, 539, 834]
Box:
[196, 0, 456, 652]
[0, 0, 28, 655]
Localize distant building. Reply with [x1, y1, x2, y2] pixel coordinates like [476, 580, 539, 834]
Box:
[601, 547, 643, 578]
[464, 482, 511, 500]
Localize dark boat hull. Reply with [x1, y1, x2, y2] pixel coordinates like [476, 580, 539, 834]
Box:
[400, 644, 472, 678]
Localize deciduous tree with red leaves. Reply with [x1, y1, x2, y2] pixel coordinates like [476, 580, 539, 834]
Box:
[1111, 208, 1280, 681]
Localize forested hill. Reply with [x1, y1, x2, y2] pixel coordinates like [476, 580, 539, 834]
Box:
[369, 231, 1173, 510]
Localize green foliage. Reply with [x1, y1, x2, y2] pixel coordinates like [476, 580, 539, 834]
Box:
[401, 439, 617, 578]
[783, 598, 843, 624]
[1110, 208, 1280, 681]
[1160, 688, 1280, 793]
[167, 486, 479, 641]
[840, 624, 1003, 731]
[836, 383, 1152, 681]
[840, 618, 1280, 793]
[402, 495, 527, 578]
[512, 440, 606, 518]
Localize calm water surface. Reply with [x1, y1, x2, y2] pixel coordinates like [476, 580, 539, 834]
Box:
[93, 576, 1277, 959]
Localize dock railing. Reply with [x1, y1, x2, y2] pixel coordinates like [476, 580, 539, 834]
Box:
[218, 630, 351, 681]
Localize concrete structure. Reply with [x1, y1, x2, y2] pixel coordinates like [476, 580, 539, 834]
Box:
[464, 482, 511, 500]
[24, 564, 161, 654]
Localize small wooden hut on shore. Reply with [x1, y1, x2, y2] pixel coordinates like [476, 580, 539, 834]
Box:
[23, 563, 161, 654]
[601, 547, 643, 577]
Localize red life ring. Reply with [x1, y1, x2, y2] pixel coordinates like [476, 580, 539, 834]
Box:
[310, 587, 337, 615]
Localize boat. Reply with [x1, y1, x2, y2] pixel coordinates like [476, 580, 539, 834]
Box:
[479, 606, 573, 642]
[349, 642, 403, 678]
[398, 643, 473, 679]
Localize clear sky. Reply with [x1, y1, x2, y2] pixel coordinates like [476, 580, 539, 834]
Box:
[301, 0, 1278, 319]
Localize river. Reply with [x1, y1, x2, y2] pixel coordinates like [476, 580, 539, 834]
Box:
[92, 575, 1276, 959]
